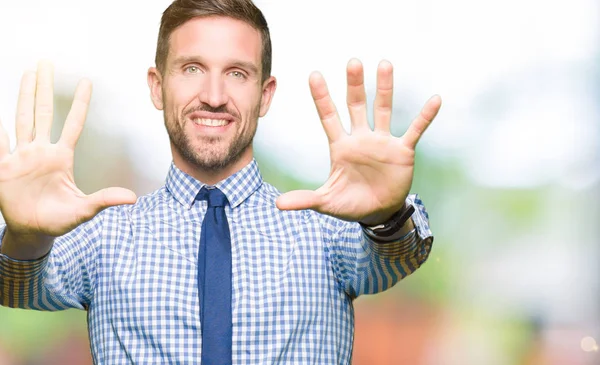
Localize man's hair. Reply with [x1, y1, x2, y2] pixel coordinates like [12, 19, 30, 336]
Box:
[155, 0, 272, 82]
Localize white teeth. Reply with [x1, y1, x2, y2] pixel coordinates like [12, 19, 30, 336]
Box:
[193, 118, 229, 127]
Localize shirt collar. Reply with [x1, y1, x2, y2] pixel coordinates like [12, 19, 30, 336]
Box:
[165, 159, 263, 209]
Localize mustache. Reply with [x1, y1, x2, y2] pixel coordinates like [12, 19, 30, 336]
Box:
[183, 104, 239, 119]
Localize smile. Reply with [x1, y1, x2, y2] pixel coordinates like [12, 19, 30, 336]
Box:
[192, 118, 231, 127]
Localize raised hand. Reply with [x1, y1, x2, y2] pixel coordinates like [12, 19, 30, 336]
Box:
[0, 61, 137, 249]
[276, 59, 441, 225]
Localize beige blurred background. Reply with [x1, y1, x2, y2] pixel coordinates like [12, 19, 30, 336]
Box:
[0, 0, 598, 364]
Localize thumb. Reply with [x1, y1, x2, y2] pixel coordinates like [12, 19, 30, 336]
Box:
[276, 190, 322, 211]
[84, 187, 138, 216]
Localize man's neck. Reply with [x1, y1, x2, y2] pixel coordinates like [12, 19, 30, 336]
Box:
[172, 153, 254, 186]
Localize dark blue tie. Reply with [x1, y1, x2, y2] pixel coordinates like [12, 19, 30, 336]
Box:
[197, 187, 232, 365]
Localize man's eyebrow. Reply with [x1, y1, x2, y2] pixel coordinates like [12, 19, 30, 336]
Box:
[171, 55, 202, 66]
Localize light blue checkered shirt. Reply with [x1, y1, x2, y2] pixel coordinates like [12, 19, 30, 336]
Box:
[0, 159, 433, 364]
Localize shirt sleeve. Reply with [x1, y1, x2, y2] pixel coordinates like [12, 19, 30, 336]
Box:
[321, 193, 433, 298]
[0, 213, 105, 311]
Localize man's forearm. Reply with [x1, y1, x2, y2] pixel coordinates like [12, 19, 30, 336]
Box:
[0, 228, 54, 261]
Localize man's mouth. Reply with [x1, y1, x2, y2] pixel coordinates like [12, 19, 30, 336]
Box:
[192, 118, 231, 127]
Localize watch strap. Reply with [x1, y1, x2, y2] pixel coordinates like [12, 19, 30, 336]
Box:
[359, 203, 415, 240]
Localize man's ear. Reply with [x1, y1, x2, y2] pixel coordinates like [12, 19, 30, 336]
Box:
[259, 76, 277, 117]
[147, 67, 164, 110]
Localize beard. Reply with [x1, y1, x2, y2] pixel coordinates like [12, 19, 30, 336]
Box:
[164, 102, 259, 173]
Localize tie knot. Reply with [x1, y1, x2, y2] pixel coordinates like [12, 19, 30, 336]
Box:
[197, 187, 228, 207]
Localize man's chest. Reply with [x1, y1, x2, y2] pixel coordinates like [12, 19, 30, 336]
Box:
[94, 217, 342, 342]
[88, 207, 353, 364]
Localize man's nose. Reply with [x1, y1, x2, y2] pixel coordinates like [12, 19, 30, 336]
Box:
[198, 74, 229, 108]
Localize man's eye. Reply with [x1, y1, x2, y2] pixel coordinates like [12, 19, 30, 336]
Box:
[186, 66, 200, 74]
[230, 71, 245, 79]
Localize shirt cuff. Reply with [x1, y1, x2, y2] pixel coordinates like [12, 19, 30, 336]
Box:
[407, 194, 433, 242]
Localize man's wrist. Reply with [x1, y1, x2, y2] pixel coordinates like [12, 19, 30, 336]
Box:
[359, 203, 416, 241]
[358, 199, 410, 227]
[1, 227, 54, 261]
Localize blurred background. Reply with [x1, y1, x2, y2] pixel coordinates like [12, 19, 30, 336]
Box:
[0, 0, 598, 364]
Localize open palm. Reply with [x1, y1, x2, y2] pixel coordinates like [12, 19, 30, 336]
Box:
[276, 59, 441, 225]
[0, 61, 136, 239]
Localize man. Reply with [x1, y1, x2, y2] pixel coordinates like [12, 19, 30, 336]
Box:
[0, 0, 441, 363]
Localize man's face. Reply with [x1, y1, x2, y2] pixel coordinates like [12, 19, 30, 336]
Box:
[149, 16, 276, 176]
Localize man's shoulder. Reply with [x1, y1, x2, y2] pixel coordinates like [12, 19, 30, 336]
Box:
[252, 180, 281, 202]
[99, 185, 170, 219]
[130, 186, 170, 211]
[250, 181, 345, 224]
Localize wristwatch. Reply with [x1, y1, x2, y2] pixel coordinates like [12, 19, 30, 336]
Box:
[359, 203, 415, 241]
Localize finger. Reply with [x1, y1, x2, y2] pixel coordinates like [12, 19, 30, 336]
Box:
[403, 95, 442, 149]
[83, 187, 137, 218]
[0, 118, 10, 158]
[276, 190, 322, 211]
[15, 71, 37, 147]
[373, 60, 394, 133]
[309, 72, 345, 143]
[346, 58, 369, 132]
[34, 60, 55, 142]
[58, 79, 92, 149]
